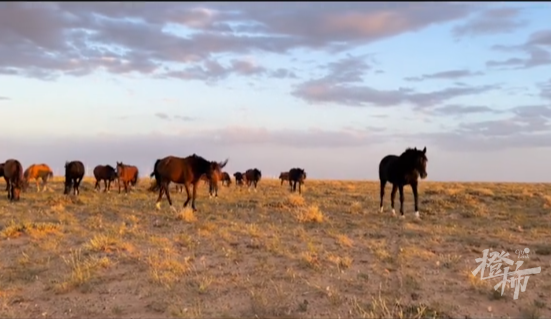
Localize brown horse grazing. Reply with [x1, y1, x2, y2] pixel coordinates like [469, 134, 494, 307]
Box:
[64, 161, 85, 195]
[279, 171, 289, 185]
[152, 154, 228, 211]
[93, 165, 117, 192]
[116, 162, 139, 194]
[221, 172, 231, 186]
[289, 168, 307, 195]
[245, 168, 262, 192]
[4, 159, 24, 201]
[233, 172, 244, 186]
[23, 163, 54, 192]
[0, 163, 8, 191]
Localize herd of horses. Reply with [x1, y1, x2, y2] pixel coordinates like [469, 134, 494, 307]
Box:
[0, 146, 428, 219]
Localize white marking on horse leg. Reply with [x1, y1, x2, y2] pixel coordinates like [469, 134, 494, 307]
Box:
[254, 188, 257, 193]
[170, 206, 176, 212]
[400, 215, 405, 219]
[380, 206, 384, 213]
[155, 202, 161, 210]
[414, 211, 420, 219]
[391, 209, 396, 216]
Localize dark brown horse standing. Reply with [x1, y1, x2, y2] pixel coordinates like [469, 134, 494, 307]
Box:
[221, 172, 231, 186]
[64, 161, 85, 195]
[0, 163, 8, 191]
[244, 168, 262, 192]
[23, 163, 54, 192]
[279, 171, 289, 186]
[288, 168, 307, 194]
[151, 154, 228, 211]
[93, 165, 117, 192]
[116, 162, 139, 194]
[379, 147, 428, 220]
[233, 172, 244, 186]
[4, 159, 24, 201]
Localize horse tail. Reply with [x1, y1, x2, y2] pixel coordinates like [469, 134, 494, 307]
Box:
[151, 159, 161, 185]
[48, 170, 54, 179]
[132, 169, 139, 186]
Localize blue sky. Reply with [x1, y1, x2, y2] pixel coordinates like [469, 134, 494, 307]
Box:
[1, 2, 551, 181]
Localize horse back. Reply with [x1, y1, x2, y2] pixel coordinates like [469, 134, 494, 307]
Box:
[67, 161, 85, 179]
[157, 156, 191, 184]
[4, 159, 23, 182]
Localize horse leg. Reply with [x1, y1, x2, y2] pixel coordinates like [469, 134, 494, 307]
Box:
[379, 180, 387, 213]
[183, 183, 192, 208]
[390, 184, 397, 216]
[155, 182, 166, 210]
[254, 181, 257, 193]
[76, 178, 82, 196]
[118, 178, 122, 194]
[95, 179, 99, 191]
[36, 179, 40, 192]
[191, 182, 198, 211]
[298, 182, 302, 195]
[124, 181, 129, 195]
[164, 182, 174, 210]
[398, 185, 405, 218]
[412, 182, 420, 219]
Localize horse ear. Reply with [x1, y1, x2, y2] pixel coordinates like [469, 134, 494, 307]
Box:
[423, 147, 426, 153]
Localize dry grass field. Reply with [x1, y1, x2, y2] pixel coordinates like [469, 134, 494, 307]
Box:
[0, 176, 550, 319]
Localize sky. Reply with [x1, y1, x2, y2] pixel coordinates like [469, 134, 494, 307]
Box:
[1, 2, 551, 182]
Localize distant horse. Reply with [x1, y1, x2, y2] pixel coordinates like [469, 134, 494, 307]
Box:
[233, 172, 245, 186]
[64, 161, 85, 195]
[116, 162, 139, 194]
[23, 163, 54, 192]
[279, 171, 289, 186]
[93, 165, 117, 192]
[4, 159, 23, 201]
[0, 163, 8, 191]
[379, 147, 428, 219]
[152, 154, 228, 211]
[288, 168, 307, 194]
[244, 168, 262, 192]
[221, 172, 232, 186]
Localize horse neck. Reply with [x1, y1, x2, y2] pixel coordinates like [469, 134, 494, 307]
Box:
[397, 154, 417, 173]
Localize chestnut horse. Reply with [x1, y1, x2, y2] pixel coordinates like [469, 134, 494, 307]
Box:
[23, 163, 54, 192]
[151, 154, 228, 211]
[4, 159, 24, 201]
[116, 162, 139, 194]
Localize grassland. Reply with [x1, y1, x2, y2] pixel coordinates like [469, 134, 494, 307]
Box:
[0, 176, 550, 319]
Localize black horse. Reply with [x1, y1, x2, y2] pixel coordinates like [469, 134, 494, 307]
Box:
[64, 161, 85, 196]
[379, 147, 428, 219]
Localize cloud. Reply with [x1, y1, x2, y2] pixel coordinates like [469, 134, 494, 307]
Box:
[0, 96, 10, 101]
[0, 2, 481, 81]
[487, 29, 551, 69]
[539, 79, 551, 100]
[405, 69, 483, 82]
[420, 104, 551, 152]
[452, 7, 528, 38]
[292, 58, 499, 108]
[154, 112, 195, 121]
[431, 104, 501, 117]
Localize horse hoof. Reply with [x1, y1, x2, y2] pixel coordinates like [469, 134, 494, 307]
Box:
[414, 211, 421, 220]
[391, 209, 396, 217]
[379, 207, 384, 213]
[170, 206, 177, 212]
[400, 215, 406, 219]
[155, 202, 161, 210]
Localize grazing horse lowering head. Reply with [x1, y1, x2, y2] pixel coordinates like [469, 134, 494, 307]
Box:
[402, 147, 428, 179]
